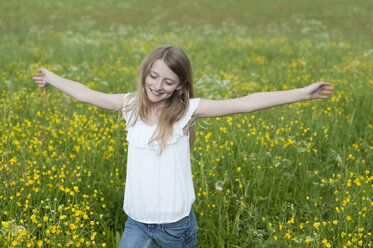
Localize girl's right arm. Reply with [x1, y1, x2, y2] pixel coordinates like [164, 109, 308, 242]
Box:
[33, 68, 125, 111]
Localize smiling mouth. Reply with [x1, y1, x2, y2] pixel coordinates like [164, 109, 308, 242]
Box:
[150, 88, 163, 96]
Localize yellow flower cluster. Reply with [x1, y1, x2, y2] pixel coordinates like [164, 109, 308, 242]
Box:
[1, 26, 372, 247]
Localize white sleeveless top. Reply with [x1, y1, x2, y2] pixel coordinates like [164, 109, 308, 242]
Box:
[122, 94, 201, 224]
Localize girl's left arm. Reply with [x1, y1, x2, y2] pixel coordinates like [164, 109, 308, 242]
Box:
[193, 82, 334, 119]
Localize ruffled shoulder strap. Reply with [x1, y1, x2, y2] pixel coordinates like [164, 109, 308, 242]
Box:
[121, 93, 135, 125]
[178, 98, 201, 130]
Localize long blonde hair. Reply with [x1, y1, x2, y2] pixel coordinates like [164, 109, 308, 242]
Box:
[120, 45, 195, 153]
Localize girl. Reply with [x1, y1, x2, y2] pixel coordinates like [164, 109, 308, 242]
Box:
[32, 45, 333, 248]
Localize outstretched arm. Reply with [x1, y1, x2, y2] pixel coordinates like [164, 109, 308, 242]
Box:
[193, 82, 334, 119]
[33, 68, 125, 111]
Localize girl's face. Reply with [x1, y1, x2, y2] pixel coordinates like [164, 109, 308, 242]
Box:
[145, 59, 181, 106]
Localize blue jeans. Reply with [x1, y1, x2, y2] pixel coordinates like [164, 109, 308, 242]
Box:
[119, 209, 198, 248]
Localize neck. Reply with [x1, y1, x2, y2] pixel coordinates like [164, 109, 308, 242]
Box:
[148, 100, 165, 114]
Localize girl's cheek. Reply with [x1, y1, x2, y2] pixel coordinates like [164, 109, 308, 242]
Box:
[165, 86, 177, 93]
[146, 75, 154, 83]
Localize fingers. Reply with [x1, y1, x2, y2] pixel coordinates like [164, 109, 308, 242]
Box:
[34, 81, 45, 85]
[308, 82, 333, 100]
[33, 76, 44, 81]
[33, 68, 49, 88]
[33, 75, 47, 87]
[38, 68, 47, 74]
[315, 82, 333, 91]
[35, 69, 47, 79]
[35, 82, 47, 88]
[317, 87, 333, 99]
[320, 92, 332, 97]
[319, 86, 333, 95]
[317, 81, 332, 86]
[321, 86, 334, 93]
[320, 87, 334, 95]
[316, 82, 334, 98]
[320, 88, 333, 93]
[33, 77, 45, 84]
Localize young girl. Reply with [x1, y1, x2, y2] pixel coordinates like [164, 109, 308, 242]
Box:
[33, 45, 333, 248]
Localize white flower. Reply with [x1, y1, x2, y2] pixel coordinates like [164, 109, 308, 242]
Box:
[215, 181, 224, 191]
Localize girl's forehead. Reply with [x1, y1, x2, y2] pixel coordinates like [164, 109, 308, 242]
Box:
[150, 59, 179, 82]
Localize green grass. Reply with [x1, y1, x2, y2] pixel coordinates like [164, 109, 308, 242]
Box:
[1, 0, 372, 40]
[0, 0, 372, 247]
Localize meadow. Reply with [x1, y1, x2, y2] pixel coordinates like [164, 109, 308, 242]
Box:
[0, 0, 372, 247]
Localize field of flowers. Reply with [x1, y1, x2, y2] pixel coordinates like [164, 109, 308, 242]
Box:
[1, 0, 373, 247]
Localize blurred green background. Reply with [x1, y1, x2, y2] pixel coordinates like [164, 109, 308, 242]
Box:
[1, 1, 372, 248]
[1, 0, 372, 39]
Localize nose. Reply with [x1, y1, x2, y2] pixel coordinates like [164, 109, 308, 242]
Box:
[154, 79, 163, 91]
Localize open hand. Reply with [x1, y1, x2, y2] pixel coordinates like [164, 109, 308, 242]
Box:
[32, 68, 50, 88]
[303, 82, 334, 100]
